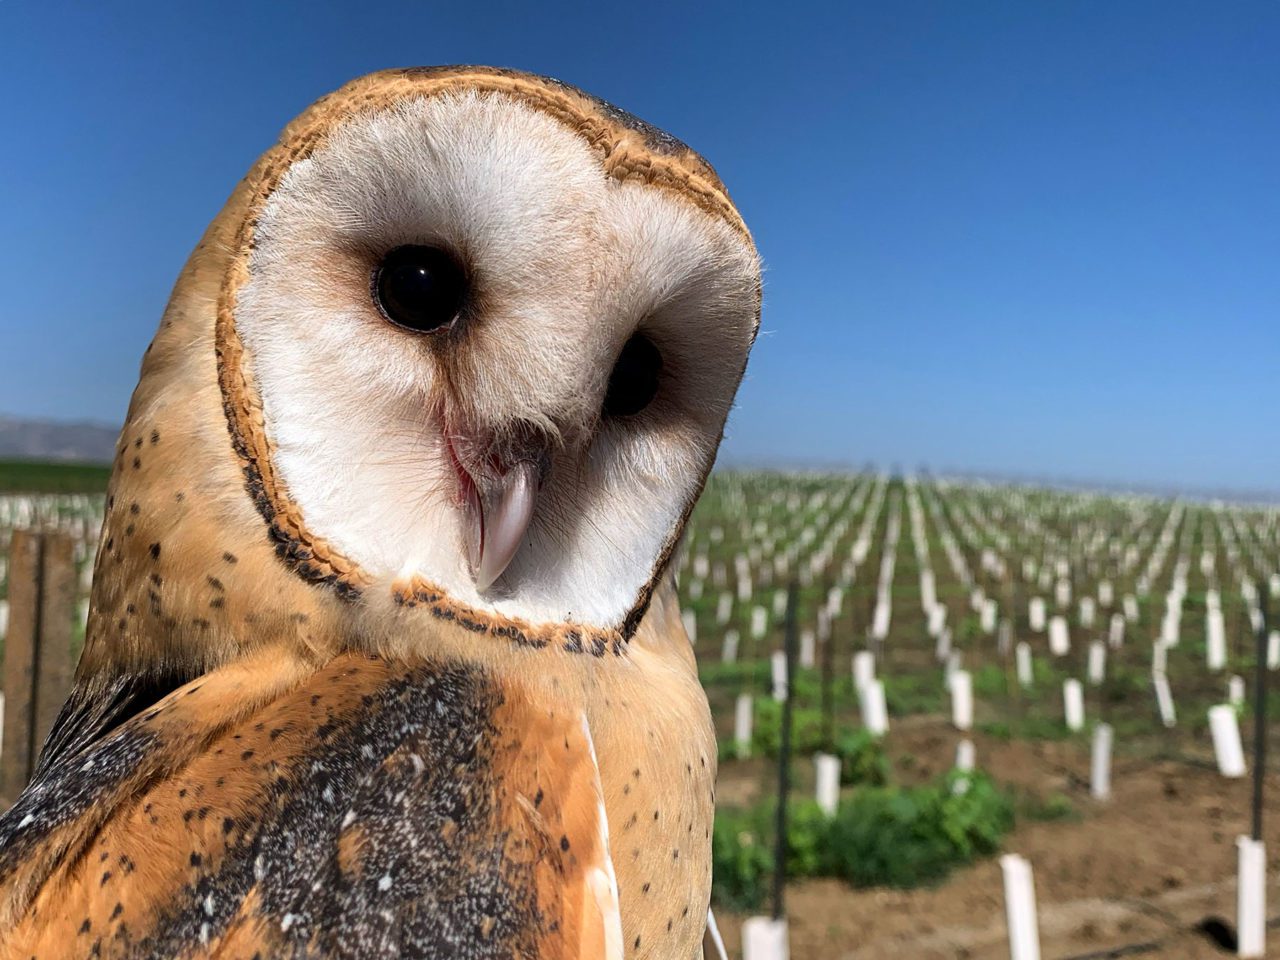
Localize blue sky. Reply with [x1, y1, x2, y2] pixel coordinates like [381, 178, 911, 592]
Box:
[2, 2, 1276, 494]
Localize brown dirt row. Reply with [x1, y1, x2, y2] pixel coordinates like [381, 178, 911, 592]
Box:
[715, 719, 1280, 959]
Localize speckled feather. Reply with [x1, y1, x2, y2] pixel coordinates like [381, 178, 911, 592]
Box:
[0, 653, 622, 958]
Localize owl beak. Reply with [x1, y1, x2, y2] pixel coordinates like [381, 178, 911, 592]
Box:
[463, 458, 539, 593]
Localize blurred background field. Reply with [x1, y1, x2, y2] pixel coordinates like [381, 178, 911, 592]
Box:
[672, 471, 1278, 957]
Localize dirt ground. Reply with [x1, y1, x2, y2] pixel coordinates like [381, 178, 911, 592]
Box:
[715, 717, 1280, 959]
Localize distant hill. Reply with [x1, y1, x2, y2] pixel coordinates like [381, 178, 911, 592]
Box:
[0, 416, 118, 464]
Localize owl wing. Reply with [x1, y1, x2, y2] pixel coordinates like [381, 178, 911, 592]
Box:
[0, 648, 622, 960]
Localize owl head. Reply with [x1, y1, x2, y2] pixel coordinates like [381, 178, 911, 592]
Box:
[98, 67, 759, 665]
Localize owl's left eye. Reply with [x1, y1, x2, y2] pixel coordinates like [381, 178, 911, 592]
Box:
[373, 245, 467, 333]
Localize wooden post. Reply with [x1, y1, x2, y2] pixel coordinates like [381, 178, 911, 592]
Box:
[0, 531, 76, 803]
[35, 533, 75, 753]
[1, 531, 41, 801]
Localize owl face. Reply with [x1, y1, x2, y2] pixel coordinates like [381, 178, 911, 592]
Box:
[225, 75, 759, 636]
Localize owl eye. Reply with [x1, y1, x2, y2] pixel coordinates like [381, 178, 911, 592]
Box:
[373, 245, 467, 333]
[603, 333, 662, 417]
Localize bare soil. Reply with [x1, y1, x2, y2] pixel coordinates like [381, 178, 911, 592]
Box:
[715, 717, 1280, 959]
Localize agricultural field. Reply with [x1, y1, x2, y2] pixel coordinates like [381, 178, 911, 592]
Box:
[0, 458, 110, 494]
[679, 472, 1280, 958]
[1, 469, 1278, 957]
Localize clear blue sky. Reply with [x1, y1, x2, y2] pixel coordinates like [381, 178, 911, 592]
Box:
[2, 1, 1276, 494]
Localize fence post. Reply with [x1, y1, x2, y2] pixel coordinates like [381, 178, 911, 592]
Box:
[36, 533, 75, 753]
[1, 531, 40, 801]
[0, 530, 76, 804]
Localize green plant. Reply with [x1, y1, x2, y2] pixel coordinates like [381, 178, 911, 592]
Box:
[881, 671, 945, 716]
[698, 661, 769, 689]
[710, 773, 1015, 910]
[826, 773, 1013, 888]
[783, 800, 833, 877]
[742, 700, 889, 786]
[751, 697, 825, 757]
[972, 663, 1009, 697]
[716, 735, 742, 764]
[977, 719, 1013, 740]
[1019, 790, 1075, 822]
[977, 714, 1073, 741]
[937, 772, 1015, 858]
[833, 728, 890, 786]
[710, 807, 774, 912]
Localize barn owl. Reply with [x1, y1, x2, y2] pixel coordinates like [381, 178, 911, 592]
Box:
[0, 66, 758, 959]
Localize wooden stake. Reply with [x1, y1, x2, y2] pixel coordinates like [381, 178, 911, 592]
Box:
[0, 531, 77, 803]
[0, 531, 40, 802]
[35, 533, 75, 754]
